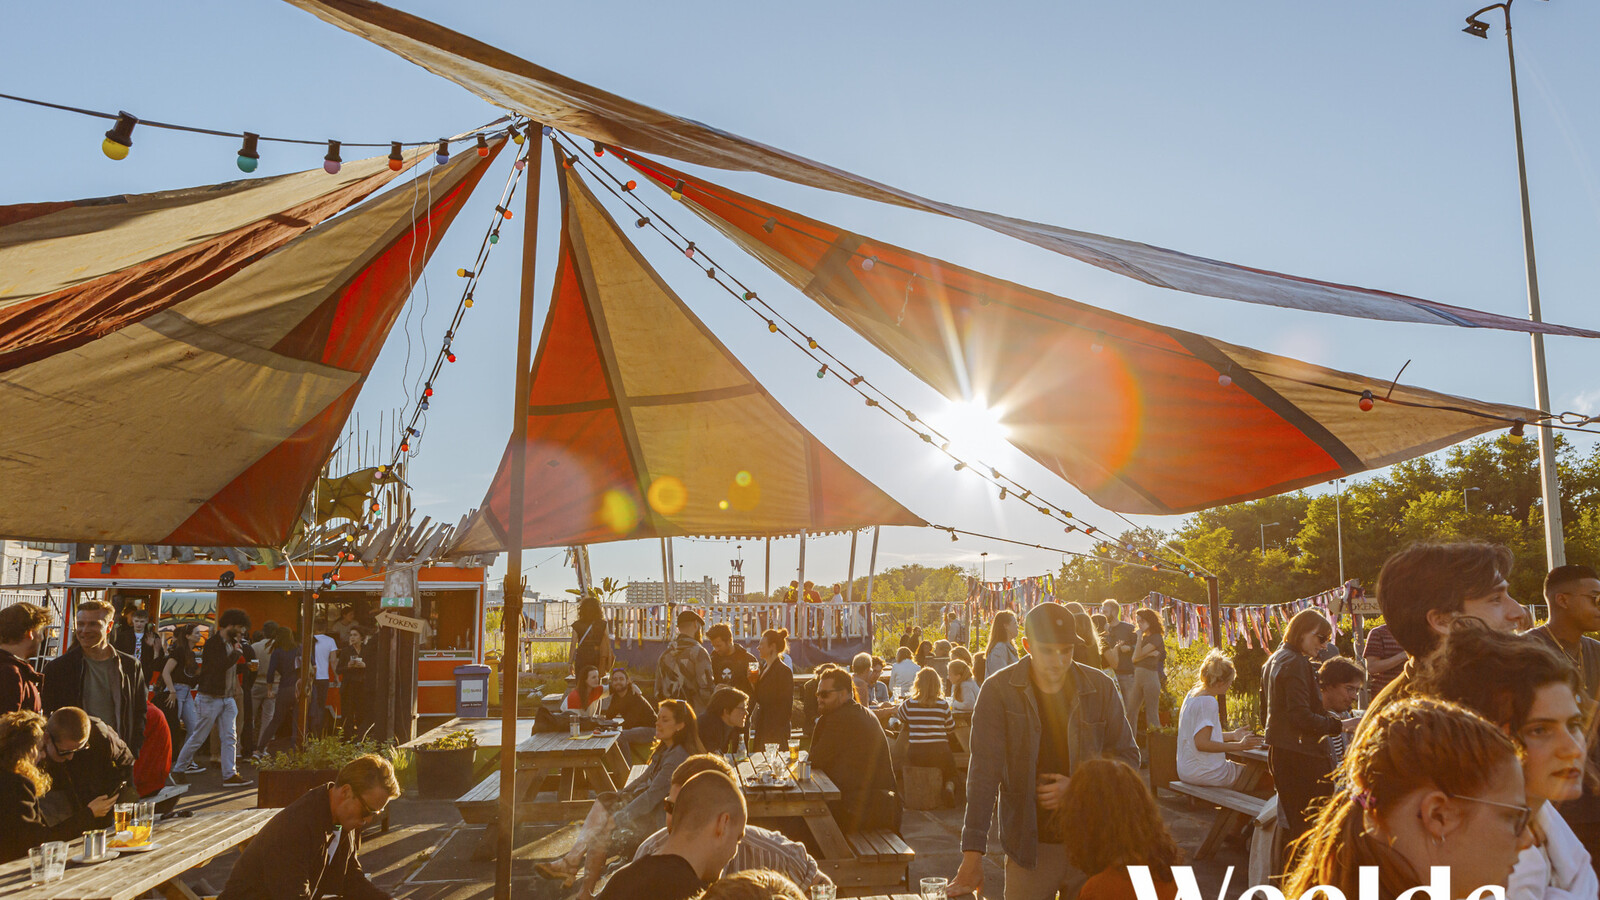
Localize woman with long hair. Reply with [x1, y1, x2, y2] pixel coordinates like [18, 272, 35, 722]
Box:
[254, 625, 302, 757]
[159, 624, 201, 741]
[1072, 611, 1100, 672]
[564, 665, 605, 716]
[699, 686, 749, 755]
[752, 628, 793, 749]
[1286, 696, 1534, 899]
[897, 667, 957, 799]
[1127, 608, 1166, 732]
[985, 609, 1019, 681]
[1177, 650, 1263, 788]
[947, 658, 978, 712]
[1410, 621, 1596, 899]
[1062, 759, 1184, 899]
[0, 710, 57, 861]
[570, 592, 610, 677]
[1263, 608, 1353, 853]
[537, 699, 705, 895]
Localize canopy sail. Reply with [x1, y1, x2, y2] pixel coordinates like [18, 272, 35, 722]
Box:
[617, 150, 1539, 515]
[450, 167, 926, 553]
[283, 0, 1599, 338]
[0, 141, 504, 545]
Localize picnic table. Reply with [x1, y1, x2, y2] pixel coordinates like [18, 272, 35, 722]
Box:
[401, 715, 540, 750]
[730, 755, 913, 891]
[0, 808, 275, 900]
[458, 728, 632, 858]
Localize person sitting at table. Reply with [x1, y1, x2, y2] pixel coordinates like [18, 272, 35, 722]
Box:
[700, 687, 749, 755]
[985, 609, 1020, 681]
[897, 666, 958, 804]
[889, 646, 919, 697]
[751, 629, 793, 751]
[810, 664, 899, 831]
[598, 770, 747, 900]
[218, 754, 399, 900]
[38, 706, 137, 838]
[565, 665, 605, 716]
[0, 710, 62, 862]
[1316, 657, 1366, 771]
[948, 658, 979, 712]
[849, 653, 879, 709]
[1062, 759, 1185, 900]
[915, 639, 934, 668]
[867, 656, 891, 705]
[1177, 650, 1264, 788]
[634, 754, 831, 891]
[604, 668, 659, 762]
[536, 699, 706, 895]
[697, 868, 808, 899]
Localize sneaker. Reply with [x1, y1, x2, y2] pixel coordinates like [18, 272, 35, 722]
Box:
[182, 763, 207, 775]
[222, 773, 253, 786]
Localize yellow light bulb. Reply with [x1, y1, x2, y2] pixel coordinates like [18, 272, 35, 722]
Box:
[101, 138, 130, 161]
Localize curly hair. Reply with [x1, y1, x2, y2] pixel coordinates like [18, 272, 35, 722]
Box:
[698, 868, 807, 900]
[1061, 759, 1182, 876]
[0, 710, 49, 795]
[1411, 619, 1581, 741]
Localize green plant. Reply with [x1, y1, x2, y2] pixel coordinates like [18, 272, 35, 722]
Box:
[417, 728, 478, 751]
[258, 734, 397, 772]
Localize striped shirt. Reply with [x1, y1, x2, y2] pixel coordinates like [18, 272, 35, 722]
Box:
[633, 824, 820, 886]
[896, 698, 954, 746]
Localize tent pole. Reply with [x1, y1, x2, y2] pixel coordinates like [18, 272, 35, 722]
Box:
[764, 538, 771, 599]
[495, 128, 543, 900]
[661, 538, 673, 602]
[797, 530, 807, 597]
[866, 526, 880, 622]
[846, 530, 858, 603]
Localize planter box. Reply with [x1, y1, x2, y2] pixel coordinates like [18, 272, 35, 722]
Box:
[1147, 731, 1178, 798]
[257, 768, 336, 808]
[415, 746, 476, 799]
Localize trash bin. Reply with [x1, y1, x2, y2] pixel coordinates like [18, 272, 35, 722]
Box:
[485, 652, 502, 708]
[454, 664, 492, 718]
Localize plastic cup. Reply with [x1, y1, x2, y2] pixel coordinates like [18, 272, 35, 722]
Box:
[920, 876, 949, 900]
[810, 884, 836, 900]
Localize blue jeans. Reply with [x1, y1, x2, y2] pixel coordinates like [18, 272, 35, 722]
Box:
[172, 684, 198, 737]
[173, 694, 237, 778]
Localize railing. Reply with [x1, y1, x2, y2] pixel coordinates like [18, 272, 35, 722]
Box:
[517, 600, 871, 664]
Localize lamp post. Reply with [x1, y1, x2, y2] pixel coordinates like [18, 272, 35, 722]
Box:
[1462, 0, 1565, 568]
[1260, 522, 1282, 556]
[1464, 485, 1482, 514]
[1333, 480, 1346, 586]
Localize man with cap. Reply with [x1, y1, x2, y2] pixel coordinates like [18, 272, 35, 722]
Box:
[948, 602, 1138, 899]
[655, 609, 715, 713]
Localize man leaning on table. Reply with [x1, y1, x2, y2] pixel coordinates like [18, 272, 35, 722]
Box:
[949, 601, 1140, 899]
[219, 754, 399, 900]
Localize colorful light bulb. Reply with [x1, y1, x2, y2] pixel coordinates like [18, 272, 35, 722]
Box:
[388, 141, 404, 172]
[476, 134, 489, 157]
[514, 156, 526, 171]
[435, 140, 449, 164]
[623, 180, 637, 191]
[102, 111, 137, 160]
[1358, 390, 1375, 412]
[236, 132, 260, 173]
[860, 256, 876, 272]
[323, 140, 342, 175]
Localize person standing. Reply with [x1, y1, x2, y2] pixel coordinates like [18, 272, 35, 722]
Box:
[158, 625, 201, 753]
[707, 624, 758, 698]
[1127, 609, 1166, 733]
[1100, 600, 1137, 718]
[946, 610, 969, 648]
[751, 629, 793, 751]
[1526, 563, 1600, 876]
[310, 630, 338, 737]
[41, 598, 144, 756]
[256, 626, 302, 756]
[1359, 622, 1405, 697]
[112, 606, 165, 689]
[570, 593, 612, 678]
[0, 603, 48, 715]
[336, 629, 370, 740]
[656, 610, 714, 713]
[249, 623, 278, 748]
[810, 665, 898, 832]
[171, 608, 251, 786]
[984, 610, 1020, 682]
[1262, 609, 1356, 860]
[949, 602, 1139, 899]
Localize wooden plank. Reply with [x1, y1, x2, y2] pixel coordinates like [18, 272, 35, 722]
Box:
[803, 812, 855, 862]
[1165, 782, 1266, 816]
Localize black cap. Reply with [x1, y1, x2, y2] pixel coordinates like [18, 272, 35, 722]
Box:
[1024, 602, 1076, 646]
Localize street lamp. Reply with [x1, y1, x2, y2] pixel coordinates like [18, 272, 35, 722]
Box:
[1464, 486, 1482, 514]
[1462, 0, 1565, 568]
[1260, 522, 1282, 556]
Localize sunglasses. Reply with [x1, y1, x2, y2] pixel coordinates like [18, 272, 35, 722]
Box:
[50, 735, 81, 759]
[1445, 792, 1534, 835]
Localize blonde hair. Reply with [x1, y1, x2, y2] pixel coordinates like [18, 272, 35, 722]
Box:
[1192, 649, 1237, 693]
[0, 711, 49, 795]
[699, 868, 806, 899]
[911, 666, 944, 703]
[948, 658, 973, 685]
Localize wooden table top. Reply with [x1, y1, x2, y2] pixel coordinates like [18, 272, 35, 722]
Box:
[729, 755, 841, 801]
[1228, 747, 1270, 765]
[0, 808, 276, 900]
[516, 728, 622, 757]
[401, 716, 539, 750]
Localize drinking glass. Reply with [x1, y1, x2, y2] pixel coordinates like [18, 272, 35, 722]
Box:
[764, 743, 781, 770]
[114, 803, 134, 834]
[920, 876, 949, 900]
[43, 841, 67, 881]
[810, 884, 836, 900]
[135, 800, 155, 845]
[29, 847, 51, 884]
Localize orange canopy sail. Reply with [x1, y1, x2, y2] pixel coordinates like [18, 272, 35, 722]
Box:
[0, 141, 504, 545]
[617, 150, 1537, 515]
[450, 168, 926, 554]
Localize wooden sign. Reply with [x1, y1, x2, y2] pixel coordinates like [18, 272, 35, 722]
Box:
[376, 610, 426, 634]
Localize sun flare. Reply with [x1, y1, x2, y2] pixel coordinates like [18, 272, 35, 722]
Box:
[930, 397, 1012, 464]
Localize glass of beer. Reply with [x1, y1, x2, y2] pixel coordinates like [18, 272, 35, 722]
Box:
[133, 800, 155, 845]
[113, 803, 134, 834]
[747, 661, 760, 682]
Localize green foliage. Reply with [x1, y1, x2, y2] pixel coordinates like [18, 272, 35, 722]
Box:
[258, 734, 398, 772]
[417, 728, 478, 751]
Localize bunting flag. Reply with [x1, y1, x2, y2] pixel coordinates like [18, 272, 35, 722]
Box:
[1141, 585, 1349, 650]
[967, 574, 1054, 616]
[449, 167, 926, 553]
[0, 142, 503, 545]
[613, 151, 1539, 515]
[282, 0, 1600, 338]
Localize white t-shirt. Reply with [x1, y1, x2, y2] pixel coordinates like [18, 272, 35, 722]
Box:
[1177, 691, 1242, 788]
[889, 659, 920, 696]
[313, 633, 339, 680]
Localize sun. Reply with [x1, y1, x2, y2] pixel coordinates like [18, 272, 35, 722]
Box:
[930, 396, 1012, 464]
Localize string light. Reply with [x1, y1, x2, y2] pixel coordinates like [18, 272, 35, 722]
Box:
[323, 140, 342, 175]
[236, 132, 260, 173]
[509, 124, 523, 145]
[684, 242, 696, 259]
[514, 154, 527, 172]
[816, 365, 827, 379]
[623, 180, 637, 192]
[636, 216, 651, 228]
[1510, 419, 1526, 443]
[476, 134, 490, 157]
[671, 180, 685, 200]
[457, 268, 474, 278]
[102, 111, 136, 160]
[388, 141, 404, 172]
[1359, 390, 1375, 412]
[435, 140, 449, 164]
[861, 256, 877, 272]
[495, 205, 514, 220]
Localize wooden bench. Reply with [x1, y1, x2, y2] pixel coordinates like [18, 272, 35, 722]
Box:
[832, 829, 914, 891]
[456, 763, 652, 858]
[1167, 781, 1269, 860]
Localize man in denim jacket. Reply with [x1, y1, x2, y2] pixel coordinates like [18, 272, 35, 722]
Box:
[949, 602, 1138, 899]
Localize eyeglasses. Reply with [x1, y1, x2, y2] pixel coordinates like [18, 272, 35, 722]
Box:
[815, 688, 841, 698]
[1445, 792, 1534, 835]
[49, 735, 80, 759]
[353, 790, 383, 822]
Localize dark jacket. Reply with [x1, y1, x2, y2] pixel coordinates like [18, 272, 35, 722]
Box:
[699, 713, 739, 755]
[1262, 647, 1342, 757]
[709, 643, 758, 696]
[751, 658, 793, 746]
[0, 648, 43, 716]
[40, 716, 138, 836]
[112, 624, 165, 687]
[219, 783, 387, 900]
[0, 770, 61, 862]
[961, 656, 1139, 867]
[810, 698, 898, 832]
[603, 684, 657, 730]
[197, 632, 243, 698]
[41, 644, 145, 756]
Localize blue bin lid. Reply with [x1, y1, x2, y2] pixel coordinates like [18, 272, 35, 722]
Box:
[455, 664, 492, 676]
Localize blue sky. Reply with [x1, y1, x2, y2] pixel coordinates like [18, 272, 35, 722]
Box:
[7, 1, 1600, 599]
